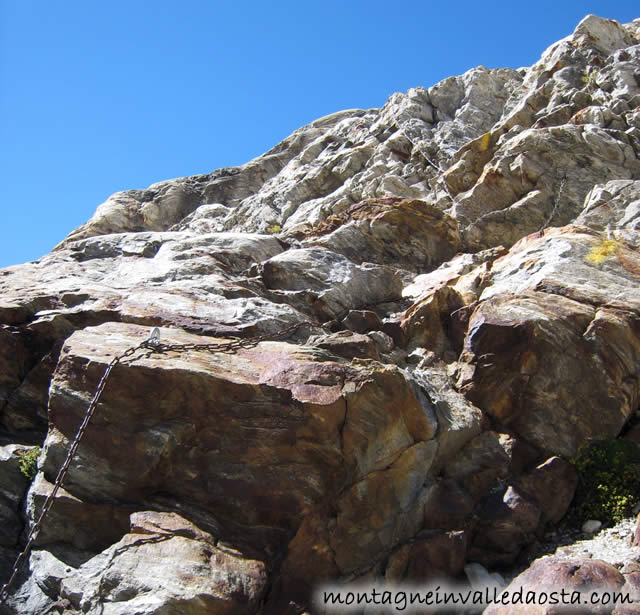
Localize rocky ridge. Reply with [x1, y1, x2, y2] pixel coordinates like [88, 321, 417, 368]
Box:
[1, 14, 640, 615]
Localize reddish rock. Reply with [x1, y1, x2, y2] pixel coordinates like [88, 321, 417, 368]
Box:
[405, 530, 468, 580]
[386, 530, 468, 582]
[423, 479, 474, 531]
[341, 309, 383, 333]
[266, 510, 339, 615]
[470, 486, 541, 567]
[59, 511, 269, 615]
[457, 291, 640, 457]
[401, 285, 466, 357]
[517, 456, 579, 524]
[307, 330, 380, 360]
[34, 321, 437, 572]
[485, 557, 626, 615]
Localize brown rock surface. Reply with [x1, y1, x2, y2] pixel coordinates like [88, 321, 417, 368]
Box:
[57, 511, 269, 615]
[456, 229, 640, 457]
[307, 330, 381, 360]
[470, 486, 542, 567]
[340, 309, 383, 334]
[517, 456, 579, 524]
[422, 479, 474, 531]
[21, 321, 440, 610]
[385, 529, 468, 582]
[484, 557, 627, 615]
[298, 198, 462, 272]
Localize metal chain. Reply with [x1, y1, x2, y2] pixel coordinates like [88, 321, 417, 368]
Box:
[538, 173, 567, 234]
[0, 319, 320, 606]
[392, 119, 459, 206]
[142, 320, 321, 355]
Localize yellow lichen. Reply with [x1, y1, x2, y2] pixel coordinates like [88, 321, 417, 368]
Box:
[479, 132, 491, 152]
[582, 67, 599, 88]
[585, 239, 618, 265]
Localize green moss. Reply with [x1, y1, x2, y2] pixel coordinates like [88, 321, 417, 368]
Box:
[569, 439, 640, 525]
[18, 446, 40, 481]
[266, 224, 282, 234]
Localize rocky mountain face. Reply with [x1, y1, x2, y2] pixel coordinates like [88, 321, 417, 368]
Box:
[1, 14, 640, 615]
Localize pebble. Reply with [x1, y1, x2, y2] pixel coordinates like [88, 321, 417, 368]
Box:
[582, 519, 602, 534]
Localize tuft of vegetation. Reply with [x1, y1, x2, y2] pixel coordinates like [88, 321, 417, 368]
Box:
[569, 439, 640, 525]
[581, 67, 600, 89]
[18, 446, 41, 481]
[266, 224, 282, 234]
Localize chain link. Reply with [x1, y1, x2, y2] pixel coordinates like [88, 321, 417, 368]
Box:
[538, 173, 567, 234]
[0, 320, 320, 606]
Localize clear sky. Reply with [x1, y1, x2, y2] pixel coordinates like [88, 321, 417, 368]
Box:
[1, 1, 638, 268]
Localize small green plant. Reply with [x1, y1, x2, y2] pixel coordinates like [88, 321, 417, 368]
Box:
[581, 67, 599, 89]
[266, 224, 282, 234]
[18, 446, 40, 481]
[569, 439, 640, 525]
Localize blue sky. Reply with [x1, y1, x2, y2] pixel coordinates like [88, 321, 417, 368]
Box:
[1, 1, 638, 268]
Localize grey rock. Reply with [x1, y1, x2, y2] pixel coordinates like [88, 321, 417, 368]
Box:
[261, 247, 403, 319]
[583, 519, 603, 534]
[29, 549, 75, 599]
[368, 330, 395, 354]
[407, 365, 484, 471]
[0, 444, 33, 508]
[576, 179, 640, 246]
[299, 197, 461, 272]
[340, 309, 383, 333]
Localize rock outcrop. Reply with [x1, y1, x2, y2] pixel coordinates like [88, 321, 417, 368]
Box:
[1, 13, 640, 615]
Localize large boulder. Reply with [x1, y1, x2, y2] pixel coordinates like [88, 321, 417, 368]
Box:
[56, 511, 268, 615]
[27, 322, 437, 571]
[456, 228, 640, 457]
